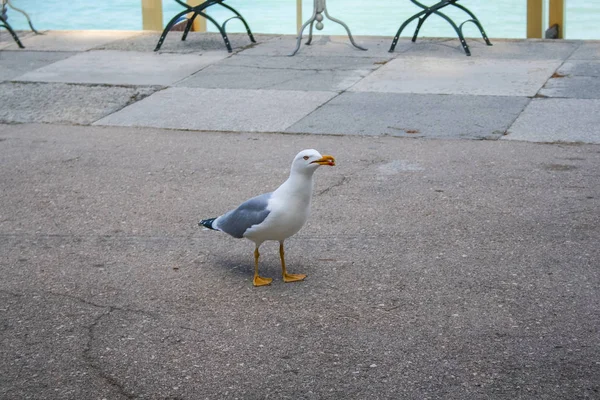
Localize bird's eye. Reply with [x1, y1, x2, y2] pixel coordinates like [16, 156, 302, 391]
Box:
[303, 156, 309, 160]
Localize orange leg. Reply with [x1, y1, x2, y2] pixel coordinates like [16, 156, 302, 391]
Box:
[253, 247, 272, 287]
[279, 241, 306, 283]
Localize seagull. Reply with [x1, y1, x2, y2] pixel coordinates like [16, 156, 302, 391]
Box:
[199, 149, 336, 287]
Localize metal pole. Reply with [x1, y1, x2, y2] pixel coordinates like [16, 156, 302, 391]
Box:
[141, 0, 163, 31]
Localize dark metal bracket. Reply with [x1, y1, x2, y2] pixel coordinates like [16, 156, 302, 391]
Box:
[0, 0, 40, 49]
[389, 0, 492, 56]
[154, 0, 255, 53]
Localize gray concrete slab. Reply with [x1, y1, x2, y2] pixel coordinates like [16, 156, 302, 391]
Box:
[238, 35, 407, 58]
[0, 82, 158, 124]
[568, 41, 600, 60]
[554, 60, 600, 76]
[0, 50, 75, 82]
[397, 38, 580, 60]
[540, 76, 600, 99]
[96, 31, 278, 54]
[178, 55, 389, 91]
[243, 36, 569, 60]
[286, 92, 529, 139]
[0, 123, 599, 399]
[0, 30, 36, 49]
[244, 36, 539, 60]
[176, 64, 373, 91]
[504, 98, 600, 144]
[14, 50, 226, 86]
[350, 57, 562, 96]
[214, 53, 392, 70]
[94, 87, 337, 132]
[539, 60, 600, 99]
[3, 30, 144, 51]
[483, 39, 579, 60]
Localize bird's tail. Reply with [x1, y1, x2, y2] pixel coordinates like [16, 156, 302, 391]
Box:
[199, 218, 218, 230]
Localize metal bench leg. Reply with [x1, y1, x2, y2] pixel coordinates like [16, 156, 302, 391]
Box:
[5, 0, 39, 34]
[405, 2, 454, 44]
[181, 12, 198, 42]
[0, 19, 25, 48]
[411, 13, 431, 42]
[432, 9, 471, 55]
[389, 12, 424, 52]
[155, 9, 190, 51]
[195, 10, 233, 52]
[390, 0, 489, 55]
[217, 2, 256, 43]
[157, 0, 250, 53]
[450, 2, 492, 45]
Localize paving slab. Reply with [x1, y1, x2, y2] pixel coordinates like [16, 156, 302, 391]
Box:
[554, 59, 600, 76]
[94, 87, 337, 132]
[0, 123, 599, 399]
[350, 57, 562, 96]
[211, 53, 392, 70]
[539, 60, 600, 99]
[264, 36, 564, 60]
[2, 30, 144, 51]
[540, 77, 600, 99]
[568, 41, 600, 60]
[95, 31, 278, 54]
[179, 55, 388, 91]
[238, 35, 408, 58]
[0, 30, 36, 49]
[504, 98, 600, 144]
[286, 92, 529, 139]
[0, 50, 75, 82]
[14, 50, 226, 86]
[177, 64, 373, 91]
[395, 38, 580, 60]
[0, 82, 158, 124]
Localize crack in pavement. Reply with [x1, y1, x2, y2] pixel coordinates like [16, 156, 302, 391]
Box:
[83, 308, 136, 399]
[45, 291, 155, 317]
[38, 291, 156, 400]
[318, 175, 350, 196]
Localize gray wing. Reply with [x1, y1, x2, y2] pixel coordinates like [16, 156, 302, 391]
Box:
[215, 192, 272, 238]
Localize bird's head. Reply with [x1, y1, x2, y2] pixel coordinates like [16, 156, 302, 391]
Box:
[291, 149, 336, 174]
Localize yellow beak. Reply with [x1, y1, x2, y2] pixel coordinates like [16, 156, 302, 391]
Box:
[311, 155, 336, 166]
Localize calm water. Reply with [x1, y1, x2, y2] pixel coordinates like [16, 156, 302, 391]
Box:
[4, 0, 600, 39]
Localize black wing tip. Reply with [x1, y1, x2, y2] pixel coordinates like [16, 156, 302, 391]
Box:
[199, 218, 217, 230]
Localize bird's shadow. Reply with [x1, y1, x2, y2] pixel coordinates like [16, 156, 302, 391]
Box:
[212, 257, 253, 279]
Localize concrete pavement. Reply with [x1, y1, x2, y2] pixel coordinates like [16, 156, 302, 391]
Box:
[1, 31, 600, 142]
[1, 31, 599, 399]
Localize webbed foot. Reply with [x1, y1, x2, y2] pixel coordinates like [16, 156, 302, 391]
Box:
[253, 275, 273, 287]
[283, 273, 307, 283]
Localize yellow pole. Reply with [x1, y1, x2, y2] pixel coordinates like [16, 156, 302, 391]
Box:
[187, 0, 207, 32]
[141, 0, 163, 31]
[296, 0, 303, 33]
[527, 0, 544, 38]
[548, 0, 565, 38]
